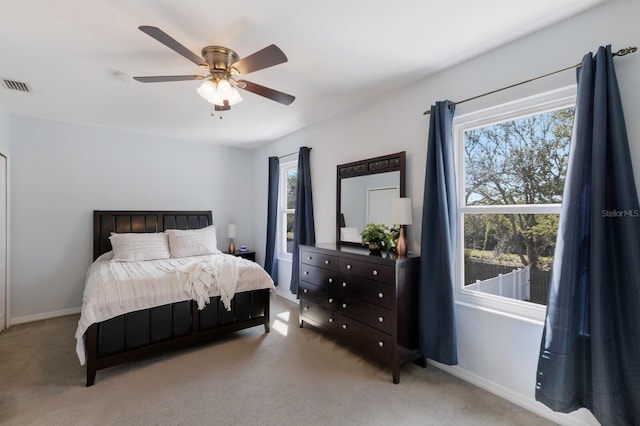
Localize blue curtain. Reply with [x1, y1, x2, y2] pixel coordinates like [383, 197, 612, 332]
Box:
[290, 147, 315, 295]
[536, 46, 640, 424]
[264, 156, 279, 285]
[418, 100, 458, 365]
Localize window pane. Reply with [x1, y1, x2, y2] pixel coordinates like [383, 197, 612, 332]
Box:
[286, 169, 297, 210]
[464, 108, 573, 206]
[286, 213, 295, 253]
[463, 213, 558, 306]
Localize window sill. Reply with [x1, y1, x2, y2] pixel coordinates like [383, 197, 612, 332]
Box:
[455, 289, 546, 325]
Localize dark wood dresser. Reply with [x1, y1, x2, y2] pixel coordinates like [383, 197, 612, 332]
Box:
[299, 243, 424, 383]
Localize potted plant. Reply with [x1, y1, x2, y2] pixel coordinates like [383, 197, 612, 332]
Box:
[361, 223, 393, 253]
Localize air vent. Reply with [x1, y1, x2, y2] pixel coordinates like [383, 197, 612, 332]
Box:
[3, 78, 30, 93]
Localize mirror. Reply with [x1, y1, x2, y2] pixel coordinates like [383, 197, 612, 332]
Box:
[336, 152, 405, 245]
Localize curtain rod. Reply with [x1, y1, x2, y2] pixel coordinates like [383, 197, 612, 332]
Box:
[278, 147, 312, 159]
[423, 46, 637, 116]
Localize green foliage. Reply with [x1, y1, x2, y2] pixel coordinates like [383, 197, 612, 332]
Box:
[360, 223, 394, 248]
[465, 108, 573, 206]
[464, 213, 558, 269]
[464, 248, 554, 271]
[463, 107, 573, 269]
[286, 169, 297, 209]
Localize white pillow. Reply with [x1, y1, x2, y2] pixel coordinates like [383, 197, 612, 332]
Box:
[109, 232, 171, 262]
[165, 225, 221, 258]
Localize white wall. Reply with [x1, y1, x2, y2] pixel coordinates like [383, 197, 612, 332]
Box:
[251, 0, 640, 424]
[9, 116, 254, 321]
[0, 107, 9, 154]
[0, 107, 9, 329]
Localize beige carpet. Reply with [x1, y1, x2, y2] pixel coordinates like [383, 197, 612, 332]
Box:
[0, 295, 555, 426]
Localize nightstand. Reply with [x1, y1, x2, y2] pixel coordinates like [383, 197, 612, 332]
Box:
[226, 250, 256, 262]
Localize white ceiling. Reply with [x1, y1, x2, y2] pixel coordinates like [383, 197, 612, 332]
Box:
[0, 0, 604, 148]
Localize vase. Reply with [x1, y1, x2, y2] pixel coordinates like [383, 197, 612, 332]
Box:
[368, 241, 381, 253]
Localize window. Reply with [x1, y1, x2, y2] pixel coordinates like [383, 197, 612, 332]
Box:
[454, 87, 575, 320]
[279, 160, 297, 260]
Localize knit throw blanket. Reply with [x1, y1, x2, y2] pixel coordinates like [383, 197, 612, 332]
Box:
[175, 255, 239, 311]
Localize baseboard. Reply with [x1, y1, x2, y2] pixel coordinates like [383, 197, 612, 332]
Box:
[10, 306, 81, 325]
[429, 361, 597, 426]
[275, 285, 298, 304]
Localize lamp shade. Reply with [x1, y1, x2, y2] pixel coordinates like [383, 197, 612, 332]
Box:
[197, 80, 224, 105]
[197, 79, 243, 106]
[391, 198, 413, 225]
[227, 224, 237, 238]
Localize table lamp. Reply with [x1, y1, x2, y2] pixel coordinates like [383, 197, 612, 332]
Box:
[391, 198, 412, 256]
[227, 224, 237, 254]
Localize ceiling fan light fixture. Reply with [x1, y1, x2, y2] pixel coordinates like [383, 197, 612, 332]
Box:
[217, 79, 232, 92]
[197, 78, 242, 106]
[197, 80, 223, 105]
[217, 79, 243, 106]
[135, 27, 293, 110]
[226, 88, 243, 106]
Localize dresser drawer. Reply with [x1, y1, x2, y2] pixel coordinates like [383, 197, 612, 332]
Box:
[300, 250, 339, 271]
[338, 296, 393, 334]
[338, 276, 394, 309]
[300, 281, 337, 310]
[300, 264, 338, 289]
[300, 299, 337, 332]
[338, 315, 392, 366]
[339, 257, 393, 283]
[299, 244, 420, 383]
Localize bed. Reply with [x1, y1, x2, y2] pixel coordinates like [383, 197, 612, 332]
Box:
[76, 210, 274, 386]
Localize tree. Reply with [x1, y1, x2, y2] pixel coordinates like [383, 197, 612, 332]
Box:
[285, 169, 298, 252]
[464, 108, 573, 269]
[286, 169, 297, 209]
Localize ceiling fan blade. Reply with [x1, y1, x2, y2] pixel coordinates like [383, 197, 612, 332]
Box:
[237, 80, 295, 105]
[138, 26, 207, 68]
[133, 75, 205, 83]
[231, 44, 288, 75]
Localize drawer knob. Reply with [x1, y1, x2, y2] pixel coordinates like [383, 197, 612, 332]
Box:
[378, 341, 384, 348]
[303, 288, 308, 294]
[342, 324, 348, 330]
[328, 278, 333, 284]
[307, 256, 312, 260]
[342, 303, 347, 309]
[342, 282, 347, 288]
[325, 260, 330, 265]
[378, 292, 384, 299]
[304, 271, 309, 275]
[372, 269, 378, 276]
[378, 316, 384, 323]
[328, 318, 334, 323]
[346, 264, 352, 270]
[303, 306, 310, 311]
[328, 298, 334, 303]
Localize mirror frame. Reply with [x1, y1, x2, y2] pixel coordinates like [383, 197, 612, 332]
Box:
[336, 151, 406, 245]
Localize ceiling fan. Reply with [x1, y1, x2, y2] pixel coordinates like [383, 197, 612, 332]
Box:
[133, 26, 295, 113]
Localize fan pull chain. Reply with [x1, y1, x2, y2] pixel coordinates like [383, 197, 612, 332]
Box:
[210, 107, 224, 119]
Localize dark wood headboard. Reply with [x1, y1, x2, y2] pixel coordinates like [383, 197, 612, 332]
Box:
[93, 210, 213, 260]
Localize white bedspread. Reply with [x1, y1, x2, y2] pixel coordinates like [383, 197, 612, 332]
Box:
[75, 252, 275, 365]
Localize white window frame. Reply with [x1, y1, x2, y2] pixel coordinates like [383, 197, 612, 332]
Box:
[278, 160, 297, 261]
[453, 86, 576, 322]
